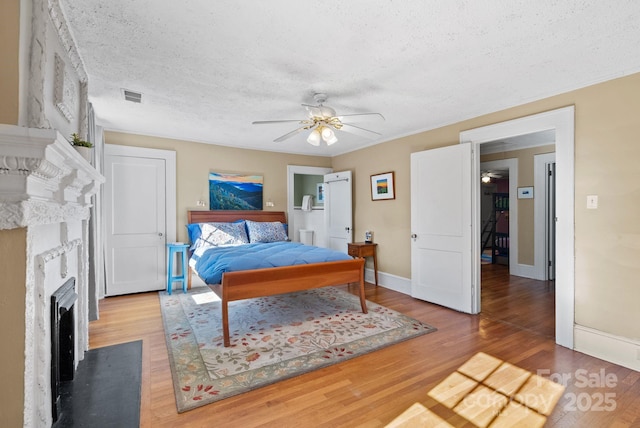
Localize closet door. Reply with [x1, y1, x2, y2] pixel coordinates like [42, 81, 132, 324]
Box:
[104, 145, 176, 295]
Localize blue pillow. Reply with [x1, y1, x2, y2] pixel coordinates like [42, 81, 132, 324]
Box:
[186, 223, 204, 245]
[245, 220, 288, 243]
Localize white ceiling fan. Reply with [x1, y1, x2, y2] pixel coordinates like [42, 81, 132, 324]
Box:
[252, 93, 385, 146]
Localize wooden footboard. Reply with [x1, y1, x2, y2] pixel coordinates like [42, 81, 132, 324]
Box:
[209, 258, 366, 347]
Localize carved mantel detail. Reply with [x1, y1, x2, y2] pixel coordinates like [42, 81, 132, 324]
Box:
[0, 125, 104, 229]
[0, 156, 63, 179]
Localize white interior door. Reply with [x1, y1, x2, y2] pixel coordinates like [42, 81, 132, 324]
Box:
[105, 146, 175, 296]
[411, 144, 474, 313]
[324, 170, 352, 252]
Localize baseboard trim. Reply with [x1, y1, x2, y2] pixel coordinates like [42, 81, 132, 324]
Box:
[513, 263, 545, 280]
[574, 325, 640, 371]
[365, 268, 411, 295]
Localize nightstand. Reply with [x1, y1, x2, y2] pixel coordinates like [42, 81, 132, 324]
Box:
[347, 242, 378, 286]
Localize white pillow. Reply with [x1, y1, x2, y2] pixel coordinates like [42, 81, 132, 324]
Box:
[192, 221, 249, 252]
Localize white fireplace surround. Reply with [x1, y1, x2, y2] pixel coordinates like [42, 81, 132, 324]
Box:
[0, 125, 104, 427]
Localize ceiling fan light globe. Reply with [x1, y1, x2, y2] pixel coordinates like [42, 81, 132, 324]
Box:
[321, 127, 338, 145]
[307, 129, 321, 146]
[481, 175, 491, 183]
[321, 127, 334, 140]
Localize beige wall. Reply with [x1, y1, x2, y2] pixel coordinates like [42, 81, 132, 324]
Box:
[0, 228, 26, 426]
[481, 145, 556, 265]
[335, 72, 640, 340]
[104, 132, 332, 243]
[0, 0, 20, 124]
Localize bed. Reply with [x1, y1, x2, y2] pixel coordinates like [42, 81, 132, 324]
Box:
[186, 210, 367, 347]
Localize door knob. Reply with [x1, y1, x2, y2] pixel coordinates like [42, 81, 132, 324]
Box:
[158, 232, 163, 237]
[411, 234, 417, 241]
[345, 227, 351, 233]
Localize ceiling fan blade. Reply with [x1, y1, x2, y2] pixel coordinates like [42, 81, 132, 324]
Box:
[337, 112, 385, 123]
[252, 119, 308, 125]
[339, 123, 381, 138]
[481, 170, 504, 178]
[273, 126, 309, 143]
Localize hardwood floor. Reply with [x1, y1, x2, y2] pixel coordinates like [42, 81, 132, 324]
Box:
[481, 263, 556, 338]
[90, 274, 639, 427]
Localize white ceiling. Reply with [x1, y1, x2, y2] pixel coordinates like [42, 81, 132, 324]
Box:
[60, 0, 640, 157]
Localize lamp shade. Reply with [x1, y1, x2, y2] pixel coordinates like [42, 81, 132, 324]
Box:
[306, 128, 321, 146]
[323, 128, 338, 145]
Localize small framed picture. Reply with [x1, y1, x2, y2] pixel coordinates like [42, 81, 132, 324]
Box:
[371, 172, 395, 201]
[316, 183, 325, 203]
[518, 186, 534, 199]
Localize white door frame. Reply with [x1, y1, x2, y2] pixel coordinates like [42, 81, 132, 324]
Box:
[461, 106, 575, 349]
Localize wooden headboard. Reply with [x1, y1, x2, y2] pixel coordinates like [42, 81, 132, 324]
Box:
[187, 210, 287, 225]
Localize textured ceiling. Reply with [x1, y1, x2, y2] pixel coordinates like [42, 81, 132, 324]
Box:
[60, 0, 640, 156]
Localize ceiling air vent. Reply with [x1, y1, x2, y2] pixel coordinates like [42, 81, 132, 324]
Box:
[122, 89, 142, 103]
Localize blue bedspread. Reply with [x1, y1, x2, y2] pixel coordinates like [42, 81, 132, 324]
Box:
[190, 241, 352, 285]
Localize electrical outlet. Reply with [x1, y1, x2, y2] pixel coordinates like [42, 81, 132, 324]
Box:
[586, 195, 598, 209]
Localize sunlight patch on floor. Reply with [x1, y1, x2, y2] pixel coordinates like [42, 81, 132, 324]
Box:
[190, 289, 221, 305]
[387, 352, 564, 427]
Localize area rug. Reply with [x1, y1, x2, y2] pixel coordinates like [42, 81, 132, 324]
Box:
[159, 286, 436, 413]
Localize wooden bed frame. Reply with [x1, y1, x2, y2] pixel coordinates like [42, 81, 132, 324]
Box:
[187, 210, 367, 347]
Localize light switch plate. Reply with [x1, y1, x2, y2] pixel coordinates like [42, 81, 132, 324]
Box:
[587, 195, 598, 209]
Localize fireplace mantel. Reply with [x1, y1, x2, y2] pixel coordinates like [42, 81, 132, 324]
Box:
[0, 124, 104, 228]
[0, 125, 104, 427]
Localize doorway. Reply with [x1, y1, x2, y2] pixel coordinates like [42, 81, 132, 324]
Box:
[479, 157, 518, 275]
[479, 165, 510, 266]
[462, 106, 574, 348]
[478, 136, 556, 338]
[287, 165, 332, 246]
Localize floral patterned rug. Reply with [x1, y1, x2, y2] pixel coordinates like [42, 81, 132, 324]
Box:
[159, 286, 436, 413]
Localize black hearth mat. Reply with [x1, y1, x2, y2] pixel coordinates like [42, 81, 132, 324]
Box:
[53, 340, 142, 427]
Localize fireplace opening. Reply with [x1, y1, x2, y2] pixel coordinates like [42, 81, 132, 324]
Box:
[51, 277, 77, 423]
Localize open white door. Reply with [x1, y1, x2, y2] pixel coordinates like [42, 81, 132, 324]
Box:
[323, 170, 352, 252]
[411, 144, 474, 313]
[104, 145, 176, 296]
